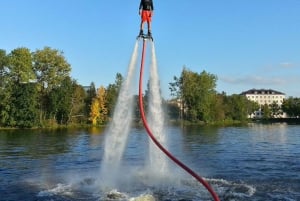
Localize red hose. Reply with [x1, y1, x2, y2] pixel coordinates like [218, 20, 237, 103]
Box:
[138, 39, 220, 201]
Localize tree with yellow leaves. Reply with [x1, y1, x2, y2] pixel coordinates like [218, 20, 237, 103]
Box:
[89, 86, 108, 125]
[97, 86, 108, 124]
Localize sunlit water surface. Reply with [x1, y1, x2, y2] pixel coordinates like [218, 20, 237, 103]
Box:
[0, 123, 299, 201]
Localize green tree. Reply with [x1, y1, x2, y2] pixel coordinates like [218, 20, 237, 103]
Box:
[282, 98, 293, 117]
[47, 77, 74, 124]
[69, 83, 86, 124]
[246, 98, 260, 118]
[210, 93, 225, 121]
[226, 94, 248, 121]
[0, 50, 11, 126]
[9, 83, 39, 128]
[169, 67, 218, 122]
[84, 82, 96, 121]
[0, 49, 8, 87]
[282, 97, 300, 117]
[106, 73, 123, 117]
[262, 104, 271, 119]
[32, 47, 71, 123]
[223, 94, 255, 121]
[3, 48, 38, 127]
[32, 47, 71, 92]
[7, 47, 35, 83]
[270, 101, 281, 118]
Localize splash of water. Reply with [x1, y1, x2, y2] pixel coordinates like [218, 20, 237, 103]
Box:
[146, 42, 169, 178]
[100, 41, 139, 187]
[99, 40, 170, 189]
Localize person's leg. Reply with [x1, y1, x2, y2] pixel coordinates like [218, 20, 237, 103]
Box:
[139, 11, 146, 35]
[140, 21, 144, 35]
[147, 22, 151, 34]
[147, 11, 152, 35]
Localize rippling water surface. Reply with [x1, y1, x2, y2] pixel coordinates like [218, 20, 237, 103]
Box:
[0, 124, 299, 200]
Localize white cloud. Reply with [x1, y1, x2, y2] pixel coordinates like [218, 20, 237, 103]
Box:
[218, 74, 300, 96]
[220, 75, 286, 86]
[279, 62, 294, 68]
[258, 62, 297, 75]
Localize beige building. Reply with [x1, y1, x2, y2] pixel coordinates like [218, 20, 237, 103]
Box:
[240, 89, 286, 118]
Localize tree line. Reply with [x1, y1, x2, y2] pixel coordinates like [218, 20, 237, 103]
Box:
[0, 47, 151, 128]
[168, 67, 260, 123]
[1, 47, 300, 128]
[0, 47, 118, 128]
[168, 67, 300, 123]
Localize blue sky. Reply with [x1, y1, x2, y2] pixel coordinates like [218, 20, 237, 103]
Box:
[1, 0, 300, 98]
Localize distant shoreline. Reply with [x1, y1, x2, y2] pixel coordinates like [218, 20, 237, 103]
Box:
[0, 119, 299, 130]
[252, 118, 300, 124]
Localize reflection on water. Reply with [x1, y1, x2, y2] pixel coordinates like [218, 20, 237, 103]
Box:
[182, 125, 220, 144]
[0, 124, 300, 200]
[249, 123, 289, 144]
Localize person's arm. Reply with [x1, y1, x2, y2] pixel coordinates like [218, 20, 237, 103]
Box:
[150, 0, 154, 15]
[151, 0, 154, 11]
[139, 0, 143, 15]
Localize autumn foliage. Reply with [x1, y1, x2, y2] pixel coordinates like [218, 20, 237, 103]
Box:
[89, 86, 108, 125]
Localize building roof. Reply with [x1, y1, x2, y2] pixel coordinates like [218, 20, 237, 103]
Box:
[240, 89, 285, 95]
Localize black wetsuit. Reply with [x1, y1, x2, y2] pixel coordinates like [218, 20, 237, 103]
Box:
[139, 0, 154, 11]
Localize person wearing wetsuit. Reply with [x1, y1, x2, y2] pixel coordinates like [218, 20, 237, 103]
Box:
[139, 0, 154, 37]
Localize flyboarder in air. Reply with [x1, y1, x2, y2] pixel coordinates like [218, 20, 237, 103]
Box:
[138, 0, 154, 39]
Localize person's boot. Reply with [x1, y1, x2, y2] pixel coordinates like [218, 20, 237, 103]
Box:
[148, 31, 152, 37]
[139, 30, 143, 36]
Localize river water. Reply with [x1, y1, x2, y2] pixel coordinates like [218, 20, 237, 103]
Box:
[0, 123, 299, 201]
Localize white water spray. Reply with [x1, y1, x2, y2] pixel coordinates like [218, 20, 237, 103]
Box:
[146, 42, 169, 177]
[100, 40, 170, 189]
[100, 41, 139, 187]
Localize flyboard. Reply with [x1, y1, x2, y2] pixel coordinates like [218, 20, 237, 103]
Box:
[136, 31, 221, 201]
[136, 33, 153, 41]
